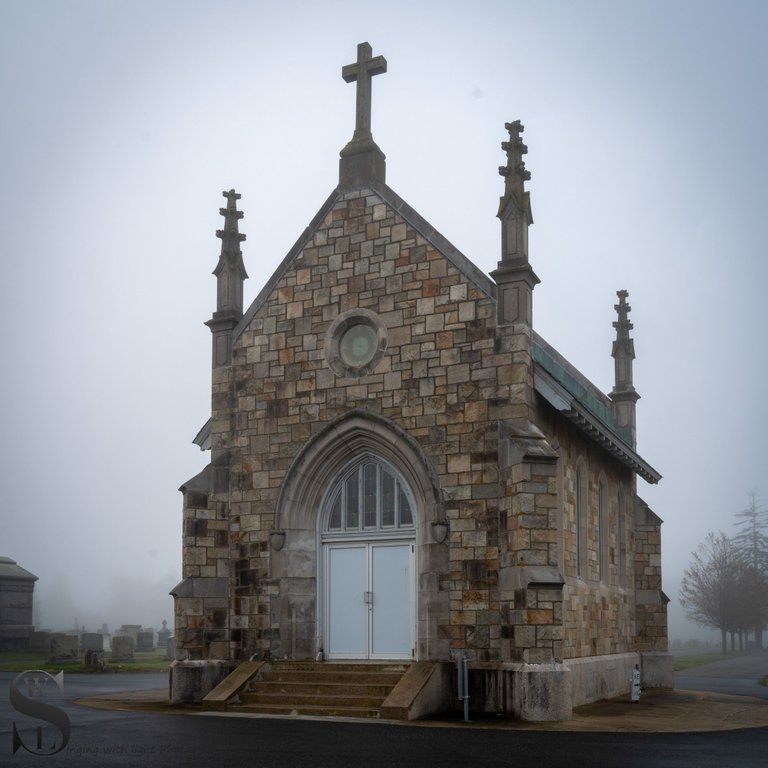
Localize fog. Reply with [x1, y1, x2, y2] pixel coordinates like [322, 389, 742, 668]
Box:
[1, 0, 766, 642]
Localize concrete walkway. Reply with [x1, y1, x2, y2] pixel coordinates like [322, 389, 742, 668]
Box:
[675, 649, 768, 700]
[72, 649, 768, 733]
[76, 686, 768, 733]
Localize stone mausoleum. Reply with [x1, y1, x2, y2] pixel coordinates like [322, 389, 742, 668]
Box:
[0, 557, 38, 651]
[171, 42, 671, 720]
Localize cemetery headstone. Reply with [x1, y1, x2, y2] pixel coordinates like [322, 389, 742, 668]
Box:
[136, 629, 154, 652]
[110, 634, 134, 663]
[49, 634, 79, 662]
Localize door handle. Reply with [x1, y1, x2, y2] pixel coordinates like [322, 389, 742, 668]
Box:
[364, 591, 373, 605]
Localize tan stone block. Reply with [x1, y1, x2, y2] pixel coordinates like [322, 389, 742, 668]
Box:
[463, 400, 488, 421]
[391, 223, 407, 241]
[419, 379, 435, 398]
[462, 590, 489, 610]
[384, 371, 402, 390]
[526, 608, 554, 624]
[416, 297, 435, 315]
[447, 364, 471, 384]
[461, 530, 487, 548]
[447, 454, 471, 473]
[450, 610, 477, 625]
[514, 625, 536, 647]
[449, 283, 467, 302]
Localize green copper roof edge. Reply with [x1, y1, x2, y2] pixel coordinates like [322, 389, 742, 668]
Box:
[531, 341, 633, 447]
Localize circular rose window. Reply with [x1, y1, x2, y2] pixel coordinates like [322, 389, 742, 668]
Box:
[339, 323, 378, 368]
[325, 309, 387, 378]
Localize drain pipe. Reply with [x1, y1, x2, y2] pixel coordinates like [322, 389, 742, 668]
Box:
[457, 654, 470, 721]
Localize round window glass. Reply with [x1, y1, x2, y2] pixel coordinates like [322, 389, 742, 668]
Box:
[339, 323, 378, 368]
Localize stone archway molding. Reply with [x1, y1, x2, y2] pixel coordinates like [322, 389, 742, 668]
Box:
[274, 409, 444, 533]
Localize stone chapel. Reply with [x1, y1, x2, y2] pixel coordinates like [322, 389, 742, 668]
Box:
[170, 42, 671, 721]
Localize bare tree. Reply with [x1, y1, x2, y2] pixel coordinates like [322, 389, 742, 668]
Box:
[735, 563, 768, 649]
[680, 532, 744, 654]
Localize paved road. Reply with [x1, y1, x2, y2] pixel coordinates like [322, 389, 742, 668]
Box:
[676, 650, 768, 699]
[1, 671, 767, 767]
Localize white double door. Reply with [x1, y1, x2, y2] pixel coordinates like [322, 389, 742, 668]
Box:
[324, 540, 414, 660]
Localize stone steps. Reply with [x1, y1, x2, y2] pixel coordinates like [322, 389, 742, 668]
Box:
[245, 681, 395, 697]
[229, 661, 410, 718]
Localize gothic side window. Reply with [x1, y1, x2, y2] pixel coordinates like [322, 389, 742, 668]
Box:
[618, 487, 627, 587]
[575, 459, 588, 579]
[324, 457, 414, 533]
[598, 475, 608, 583]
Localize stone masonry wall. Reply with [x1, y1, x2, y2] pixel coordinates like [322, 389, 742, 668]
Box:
[543, 415, 639, 659]
[176, 488, 231, 660]
[176, 185, 663, 669]
[199, 188, 526, 662]
[634, 498, 668, 652]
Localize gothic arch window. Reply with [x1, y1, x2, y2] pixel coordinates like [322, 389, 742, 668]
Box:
[322, 455, 415, 536]
[598, 474, 608, 583]
[618, 486, 627, 587]
[575, 458, 588, 579]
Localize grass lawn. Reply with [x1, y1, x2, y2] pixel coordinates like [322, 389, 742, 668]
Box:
[672, 653, 730, 672]
[0, 650, 170, 674]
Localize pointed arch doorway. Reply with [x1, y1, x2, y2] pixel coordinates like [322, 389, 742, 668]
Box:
[321, 454, 416, 661]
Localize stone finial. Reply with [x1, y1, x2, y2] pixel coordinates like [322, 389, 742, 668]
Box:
[491, 120, 538, 326]
[213, 189, 248, 315]
[339, 42, 387, 190]
[205, 189, 248, 369]
[609, 290, 640, 446]
[499, 120, 531, 195]
[612, 290, 634, 352]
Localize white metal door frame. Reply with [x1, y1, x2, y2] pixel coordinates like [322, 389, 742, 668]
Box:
[323, 538, 415, 660]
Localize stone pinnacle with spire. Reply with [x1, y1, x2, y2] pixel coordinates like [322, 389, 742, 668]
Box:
[205, 189, 248, 368]
[339, 41, 387, 190]
[609, 290, 640, 447]
[491, 120, 538, 326]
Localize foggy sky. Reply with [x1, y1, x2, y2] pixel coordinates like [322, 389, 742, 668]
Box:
[1, 0, 766, 640]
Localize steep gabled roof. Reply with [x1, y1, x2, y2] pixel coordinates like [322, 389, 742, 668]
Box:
[193, 181, 660, 486]
[232, 181, 495, 347]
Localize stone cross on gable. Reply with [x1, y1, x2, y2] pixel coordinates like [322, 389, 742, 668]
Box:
[342, 42, 387, 143]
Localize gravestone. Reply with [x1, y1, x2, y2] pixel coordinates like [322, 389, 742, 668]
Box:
[81, 633, 104, 653]
[110, 634, 134, 662]
[166, 635, 175, 661]
[49, 634, 79, 662]
[136, 629, 154, 651]
[31, 631, 51, 651]
[157, 619, 171, 649]
[119, 624, 141, 642]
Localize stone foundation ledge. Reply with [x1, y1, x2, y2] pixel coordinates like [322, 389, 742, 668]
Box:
[466, 652, 672, 721]
[565, 651, 672, 708]
[169, 660, 236, 705]
[640, 651, 674, 689]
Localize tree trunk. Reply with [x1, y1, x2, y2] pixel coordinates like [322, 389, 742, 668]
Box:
[721, 628, 727, 655]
